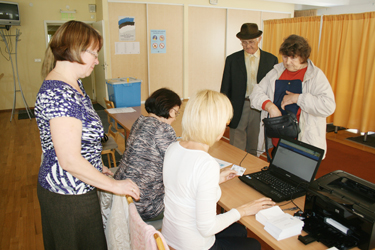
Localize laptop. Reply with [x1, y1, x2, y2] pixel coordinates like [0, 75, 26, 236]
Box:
[239, 137, 324, 202]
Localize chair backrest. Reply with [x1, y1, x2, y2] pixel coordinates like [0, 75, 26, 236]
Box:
[127, 197, 169, 250]
[104, 98, 125, 136]
[104, 98, 115, 109]
[103, 98, 117, 137]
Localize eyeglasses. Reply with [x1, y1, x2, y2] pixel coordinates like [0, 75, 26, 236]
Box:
[85, 49, 99, 59]
[240, 39, 258, 47]
[172, 108, 180, 117]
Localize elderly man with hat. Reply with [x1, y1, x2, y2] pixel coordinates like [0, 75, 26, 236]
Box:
[221, 23, 278, 156]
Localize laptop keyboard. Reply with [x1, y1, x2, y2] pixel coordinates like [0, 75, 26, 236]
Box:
[252, 172, 304, 196]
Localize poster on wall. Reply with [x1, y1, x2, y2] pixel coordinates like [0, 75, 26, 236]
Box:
[150, 30, 166, 54]
[119, 16, 135, 41]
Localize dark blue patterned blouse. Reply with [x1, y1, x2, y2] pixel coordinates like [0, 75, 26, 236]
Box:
[34, 80, 104, 195]
[114, 115, 176, 220]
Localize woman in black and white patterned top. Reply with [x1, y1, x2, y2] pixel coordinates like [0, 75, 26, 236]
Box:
[114, 88, 181, 221]
[35, 21, 140, 250]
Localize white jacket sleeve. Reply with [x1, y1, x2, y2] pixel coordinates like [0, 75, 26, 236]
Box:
[250, 69, 277, 111]
[297, 68, 336, 118]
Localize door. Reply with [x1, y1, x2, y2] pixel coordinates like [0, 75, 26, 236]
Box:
[93, 20, 108, 108]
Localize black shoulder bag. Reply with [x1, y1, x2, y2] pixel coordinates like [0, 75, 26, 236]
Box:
[262, 110, 300, 139]
[263, 111, 301, 162]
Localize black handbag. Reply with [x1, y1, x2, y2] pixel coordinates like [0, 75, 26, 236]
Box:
[263, 111, 300, 162]
[262, 110, 300, 139]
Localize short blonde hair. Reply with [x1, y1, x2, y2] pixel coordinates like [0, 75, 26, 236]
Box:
[182, 90, 233, 147]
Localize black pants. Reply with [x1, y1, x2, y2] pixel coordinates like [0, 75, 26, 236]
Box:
[209, 223, 261, 250]
[37, 182, 107, 250]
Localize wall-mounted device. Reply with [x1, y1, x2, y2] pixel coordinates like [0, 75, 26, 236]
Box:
[0, 1, 20, 26]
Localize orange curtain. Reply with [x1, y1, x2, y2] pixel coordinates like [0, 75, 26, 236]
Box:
[316, 12, 375, 131]
[263, 16, 321, 63]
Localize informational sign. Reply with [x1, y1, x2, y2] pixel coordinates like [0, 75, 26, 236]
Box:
[119, 16, 135, 41]
[150, 30, 166, 54]
[115, 42, 140, 55]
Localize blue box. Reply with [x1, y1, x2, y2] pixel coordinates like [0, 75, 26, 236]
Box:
[106, 77, 142, 107]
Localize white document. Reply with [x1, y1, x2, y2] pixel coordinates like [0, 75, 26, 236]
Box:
[106, 107, 136, 114]
[115, 42, 140, 54]
[256, 206, 284, 226]
[214, 158, 232, 169]
[264, 213, 304, 241]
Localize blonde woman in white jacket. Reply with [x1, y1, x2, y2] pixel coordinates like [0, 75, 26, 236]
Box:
[250, 34, 336, 158]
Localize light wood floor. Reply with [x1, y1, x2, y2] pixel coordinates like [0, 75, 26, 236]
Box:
[0, 111, 43, 250]
[1, 110, 374, 250]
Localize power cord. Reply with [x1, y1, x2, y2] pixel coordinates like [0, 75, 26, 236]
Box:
[279, 182, 309, 212]
[238, 152, 248, 166]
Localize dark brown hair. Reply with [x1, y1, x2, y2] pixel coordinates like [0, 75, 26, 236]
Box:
[279, 34, 311, 63]
[41, 21, 103, 78]
[145, 88, 182, 119]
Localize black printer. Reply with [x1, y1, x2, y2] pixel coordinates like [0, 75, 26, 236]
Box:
[300, 170, 375, 250]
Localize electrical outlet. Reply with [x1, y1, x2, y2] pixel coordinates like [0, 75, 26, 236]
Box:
[209, 0, 218, 5]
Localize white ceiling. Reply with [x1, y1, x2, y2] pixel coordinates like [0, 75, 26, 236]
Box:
[262, 0, 374, 8]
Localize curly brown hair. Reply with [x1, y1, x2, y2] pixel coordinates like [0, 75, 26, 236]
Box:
[279, 34, 311, 63]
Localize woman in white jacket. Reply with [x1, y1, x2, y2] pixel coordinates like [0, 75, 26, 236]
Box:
[250, 34, 336, 157]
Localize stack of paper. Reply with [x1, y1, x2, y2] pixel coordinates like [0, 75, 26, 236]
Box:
[264, 213, 304, 240]
[256, 206, 304, 241]
[256, 206, 284, 226]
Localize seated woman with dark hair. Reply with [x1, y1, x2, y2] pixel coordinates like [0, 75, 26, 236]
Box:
[114, 88, 181, 221]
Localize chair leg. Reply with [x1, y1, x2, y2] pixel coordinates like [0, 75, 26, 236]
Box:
[110, 150, 117, 168]
[107, 153, 112, 168]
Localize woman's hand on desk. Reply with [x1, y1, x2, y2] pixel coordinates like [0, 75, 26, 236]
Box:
[219, 169, 238, 184]
[236, 197, 275, 217]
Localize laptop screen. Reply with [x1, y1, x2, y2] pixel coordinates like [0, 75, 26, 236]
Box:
[271, 138, 323, 182]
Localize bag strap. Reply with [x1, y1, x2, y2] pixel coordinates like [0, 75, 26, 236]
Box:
[264, 124, 272, 163]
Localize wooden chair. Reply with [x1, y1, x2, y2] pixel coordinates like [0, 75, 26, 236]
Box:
[101, 133, 119, 168]
[127, 196, 169, 250]
[101, 99, 118, 168]
[102, 99, 124, 168]
[104, 98, 125, 134]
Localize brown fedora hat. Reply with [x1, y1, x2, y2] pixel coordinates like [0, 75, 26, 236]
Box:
[236, 23, 263, 40]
